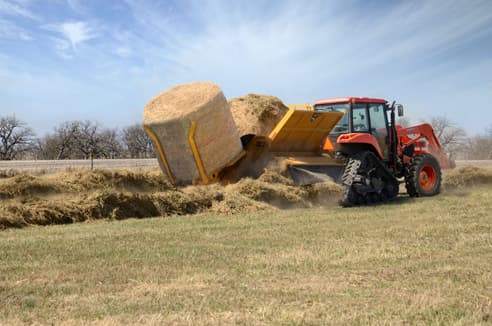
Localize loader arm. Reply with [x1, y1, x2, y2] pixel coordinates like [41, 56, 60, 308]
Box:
[397, 123, 453, 169]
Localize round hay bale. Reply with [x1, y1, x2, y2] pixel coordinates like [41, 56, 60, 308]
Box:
[143, 82, 243, 186]
[229, 94, 289, 137]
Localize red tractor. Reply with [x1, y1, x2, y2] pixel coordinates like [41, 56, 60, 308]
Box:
[311, 97, 453, 206]
[144, 83, 453, 208]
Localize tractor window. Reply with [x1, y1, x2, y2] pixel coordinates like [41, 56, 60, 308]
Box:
[369, 103, 389, 159]
[314, 103, 349, 134]
[352, 104, 369, 132]
[368, 104, 386, 131]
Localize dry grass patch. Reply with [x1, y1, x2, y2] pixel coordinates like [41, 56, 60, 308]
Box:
[1, 187, 491, 324]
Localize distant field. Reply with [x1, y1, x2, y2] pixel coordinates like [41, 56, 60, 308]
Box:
[1, 184, 491, 324]
[0, 159, 491, 173]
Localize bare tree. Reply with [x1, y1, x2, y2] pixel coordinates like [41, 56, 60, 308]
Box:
[99, 128, 123, 159]
[34, 120, 125, 159]
[37, 121, 79, 160]
[0, 115, 35, 160]
[122, 124, 155, 158]
[36, 134, 62, 160]
[52, 122, 79, 159]
[36, 121, 83, 159]
[71, 120, 103, 158]
[428, 116, 467, 156]
[463, 125, 492, 159]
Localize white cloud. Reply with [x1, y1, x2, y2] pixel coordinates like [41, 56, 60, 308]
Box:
[60, 21, 96, 50]
[44, 21, 97, 56]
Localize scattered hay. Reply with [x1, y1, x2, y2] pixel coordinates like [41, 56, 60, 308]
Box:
[152, 185, 222, 216]
[0, 169, 18, 179]
[67, 169, 172, 192]
[0, 169, 171, 199]
[228, 178, 308, 209]
[4, 165, 489, 230]
[444, 166, 492, 188]
[303, 182, 344, 206]
[258, 169, 293, 186]
[1, 197, 87, 228]
[210, 192, 274, 215]
[85, 191, 160, 220]
[0, 167, 343, 230]
[0, 174, 61, 199]
[229, 94, 289, 137]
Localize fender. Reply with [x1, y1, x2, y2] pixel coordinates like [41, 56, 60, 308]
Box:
[337, 133, 384, 159]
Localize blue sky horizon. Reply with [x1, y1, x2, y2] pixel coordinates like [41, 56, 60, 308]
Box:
[1, 0, 491, 136]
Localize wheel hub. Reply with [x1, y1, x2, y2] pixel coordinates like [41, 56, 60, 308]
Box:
[419, 165, 436, 191]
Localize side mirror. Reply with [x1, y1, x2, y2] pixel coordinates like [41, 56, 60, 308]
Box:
[396, 104, 404, 117]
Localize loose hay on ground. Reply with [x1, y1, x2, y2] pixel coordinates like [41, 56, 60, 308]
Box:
[444, 166, 492, 188]
[0, 168, 343, 229]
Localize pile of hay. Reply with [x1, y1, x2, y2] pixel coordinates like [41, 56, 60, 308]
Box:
[443, 166, 492, 188]
[0, 168, 342, 230]
[5, 165, 490, 230]
[229, 94, 289, 137]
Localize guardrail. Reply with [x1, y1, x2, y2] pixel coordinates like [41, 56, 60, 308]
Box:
[0, 159, 159, 172]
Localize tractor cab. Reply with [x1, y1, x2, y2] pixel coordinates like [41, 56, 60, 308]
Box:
[314, 97, 394, 160]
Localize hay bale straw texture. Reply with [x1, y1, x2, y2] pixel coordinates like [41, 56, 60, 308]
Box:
[143, 82, 243, 185]
[229, 94, 289, 137]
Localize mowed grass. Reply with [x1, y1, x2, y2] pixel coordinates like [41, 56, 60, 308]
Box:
[1, 187, 491, 325]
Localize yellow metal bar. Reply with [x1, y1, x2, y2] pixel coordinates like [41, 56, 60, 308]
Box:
[143, 125, 175, 185]
[188, 121, 209, 184]
[287, 103, 314, 111]
[268, 108, 295, 141]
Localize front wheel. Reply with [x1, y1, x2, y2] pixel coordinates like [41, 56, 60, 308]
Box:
[405, 154, 442, 197]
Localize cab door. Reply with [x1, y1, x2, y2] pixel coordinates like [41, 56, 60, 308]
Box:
[368, 103, 389, 159]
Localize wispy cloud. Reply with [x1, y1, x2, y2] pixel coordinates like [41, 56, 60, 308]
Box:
[44, 21, 97, 55]
[0, 17, 32, 40]
[116, 0, 492, 102]
[59, 21, 96, 50]
[1, 0, 491, 134]
[0, 0, 37, 20]
[66, 0, 86, 15]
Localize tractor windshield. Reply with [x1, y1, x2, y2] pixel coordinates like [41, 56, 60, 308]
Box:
[314, 103, 349, 134]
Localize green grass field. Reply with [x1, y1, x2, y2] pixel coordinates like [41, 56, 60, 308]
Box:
[1, 187, 491, 325]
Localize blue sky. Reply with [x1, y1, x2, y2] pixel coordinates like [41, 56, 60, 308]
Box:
[1, 0, 491, 136]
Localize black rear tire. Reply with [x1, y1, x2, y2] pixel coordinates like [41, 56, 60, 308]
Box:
[405, 154, 441, 197]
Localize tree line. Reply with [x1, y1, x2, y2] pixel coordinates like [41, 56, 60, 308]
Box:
[0, 116, 155, 160]
[1, 114, 491, 160]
